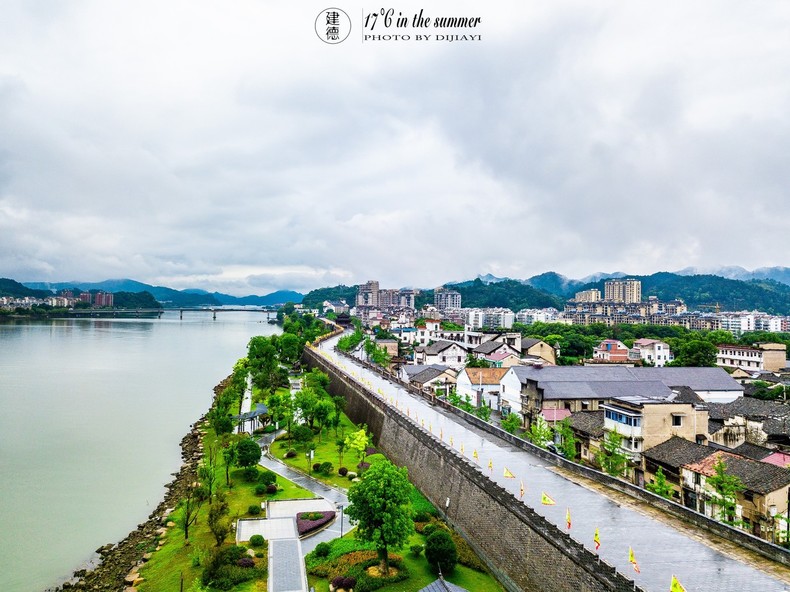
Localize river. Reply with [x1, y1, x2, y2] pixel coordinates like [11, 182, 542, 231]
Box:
[0, 311, 280, 592]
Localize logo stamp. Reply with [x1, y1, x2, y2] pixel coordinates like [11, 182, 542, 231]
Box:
[316, 8, 351, 44]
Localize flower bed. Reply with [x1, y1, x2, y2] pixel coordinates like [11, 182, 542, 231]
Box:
[297, 510, 336, 536]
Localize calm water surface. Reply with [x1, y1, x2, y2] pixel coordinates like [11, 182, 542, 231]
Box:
[0, 311, 280, 592]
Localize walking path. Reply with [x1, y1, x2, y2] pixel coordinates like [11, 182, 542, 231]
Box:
[316, 333, 790, 592]
[257, 432, 353, 556]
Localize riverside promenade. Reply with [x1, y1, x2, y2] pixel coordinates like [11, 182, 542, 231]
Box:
[314, 333, 790, 592]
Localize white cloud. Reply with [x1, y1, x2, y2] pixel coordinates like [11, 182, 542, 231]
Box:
[2, 1, 790, 294]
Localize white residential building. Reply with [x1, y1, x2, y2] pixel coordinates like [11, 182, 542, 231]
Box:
[632, 338, 674, 367]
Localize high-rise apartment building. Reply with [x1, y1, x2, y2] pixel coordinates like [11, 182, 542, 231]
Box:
[434, 287, 462, 310]
[604, 279, 641, 303]
[356, 281, 380, 307]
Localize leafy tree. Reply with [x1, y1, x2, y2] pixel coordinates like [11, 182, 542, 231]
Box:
[346, 460, 414, 575]
[424, 528, 458, 574]
[345, 428, 369, 463]
[294, 387, 319, 428]
[207, 498, 231, 546]
[221, 441, 237, 487]
[708, 457, 745, 526]
[671, 339, 718, 367]
[336, 438, 348, 467]
[464, 353, 491, 368]
[292, 424, 315, 469]
[555, 418, 578, 460]
[474, 404, 492, 422]
[526, 415, 552, 448]
[278, 332, 302, 366]
[645, 466, 674, 499]
[501, 413, 522, 435]
[314, 399, 334, 442]
[597, 430, 628, 477]
[174, 484, 204, 544]
[235, 438, 262, 468]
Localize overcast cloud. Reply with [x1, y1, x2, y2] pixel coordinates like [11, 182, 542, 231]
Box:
[1, 1, 789, 295]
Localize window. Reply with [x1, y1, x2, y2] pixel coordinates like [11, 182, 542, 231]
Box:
[672, 415, 683, 427]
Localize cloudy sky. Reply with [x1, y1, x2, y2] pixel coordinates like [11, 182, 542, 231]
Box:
[1, 1, 789, 295]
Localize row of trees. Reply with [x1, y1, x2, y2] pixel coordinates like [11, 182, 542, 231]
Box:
[514, 321, 790, 366]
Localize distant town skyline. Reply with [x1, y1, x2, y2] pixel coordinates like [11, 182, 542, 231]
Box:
[2, 2, 789, 296]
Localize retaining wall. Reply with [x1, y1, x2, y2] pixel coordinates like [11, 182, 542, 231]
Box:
[303, 344, 645, 592]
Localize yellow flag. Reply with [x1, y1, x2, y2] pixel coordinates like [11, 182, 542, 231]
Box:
[670, 575, 686, 592]
[488, 458, 493, 471]
[541, 492, 555, 505]
[450, 436, 454, 446]
[473, 449, 479, 460]
[593, 528, 600, 550]
[504, 467, 515, 478]
[629, 547, 640, 573]
[566, 508, 571, 529]
[519, 480, 525, 498]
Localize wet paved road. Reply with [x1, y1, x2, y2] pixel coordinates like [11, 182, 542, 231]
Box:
[315, 335, 790, 592]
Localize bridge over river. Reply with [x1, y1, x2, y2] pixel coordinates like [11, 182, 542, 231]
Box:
[310, 331, 790, 592]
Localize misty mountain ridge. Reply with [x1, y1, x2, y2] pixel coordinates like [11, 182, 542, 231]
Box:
[21, 279, 304, 307]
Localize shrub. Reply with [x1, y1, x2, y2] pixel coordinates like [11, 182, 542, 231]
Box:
[237, 557, 255, 568]
[254, 484, 267, 496]
[266, 483, 278, 494]
[319, 461, 334, 475]
[451, 531, 487, 572]
[356, 461, 370, 472]
[346, 471, 357, 480]
[296, 510, 336, 535]
[247, 504, 261, 515]
[413, 511, 431, 523]
[255, 551, 265, 558]
[338, 467, 348, 476]
[258, 470, 277, 486]
[285, 448, 297, 458]
[422, 523, 437, 536]
[342, 576, 357, 590]
[314, 542, 331, 558]
[425, 529, 458, 574]
[249, 535, 265, 547]
[410, 544, 424, 557]
[243, 467, 259, 482]
[331, 575, 345, 589]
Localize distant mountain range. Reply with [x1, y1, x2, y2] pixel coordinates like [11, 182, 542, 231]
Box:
[8, 265, 790, 315]
[19, 279, 304, 308]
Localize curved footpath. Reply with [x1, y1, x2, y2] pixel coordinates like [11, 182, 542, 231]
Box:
[256, 436, 353, 555]
[316, 333, 790, 592]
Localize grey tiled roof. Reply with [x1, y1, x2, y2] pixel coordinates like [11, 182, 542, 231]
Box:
[542, 380, 672, 402]
[707, 397, 790, 420]
[643, 436, 715, 469]
[509, 365, 742, 395]
[704, 454, 790, 495]
[668, 386, 705, 405]
[418, 578, 469, 592]
[473, 340, 514, 355]
[568, 410, 605, 438]
[419, 340, 469, 355]
[402, 364, 448, 379]
[732, 441, 774, 460]
[521, 337, 543, 350]
[411, 367, 447, 385]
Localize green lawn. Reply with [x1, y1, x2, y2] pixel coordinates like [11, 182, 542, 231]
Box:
[137, 427, 313, 592]
[273, 414, 361, 491]
[306, 531, 505, 592]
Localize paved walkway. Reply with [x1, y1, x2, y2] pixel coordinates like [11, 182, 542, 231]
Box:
[257, 433, 353, 556]
[316, 334, 790, 592]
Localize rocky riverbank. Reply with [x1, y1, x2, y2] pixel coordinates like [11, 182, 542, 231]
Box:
[49, 376, 232, 592]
